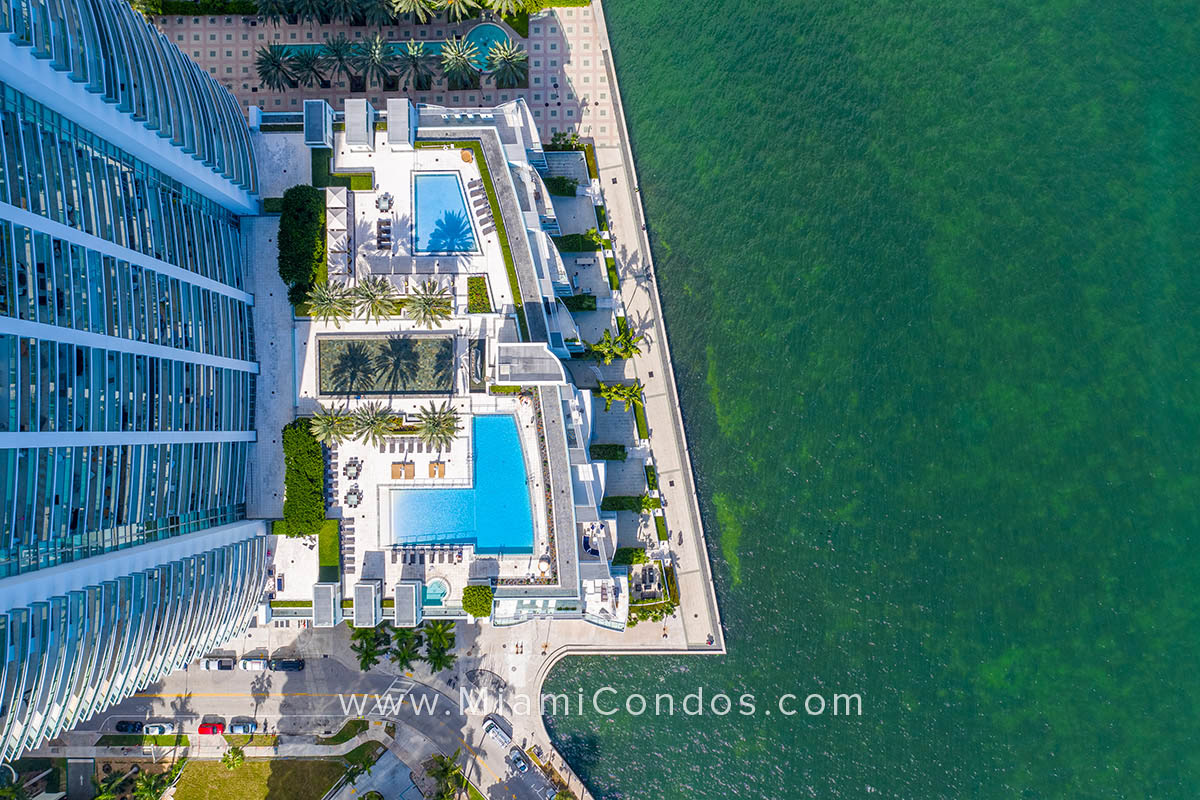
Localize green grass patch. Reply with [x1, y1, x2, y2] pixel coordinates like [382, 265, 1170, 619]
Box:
[317, 719, 368, 745]
[224, 734, 278, 747]
[645, 464, 658, 490]
[318, 519, 340, 583]
[606, 256, 619, 290]
[270, 600, 313, 608]
[97, 734, 187, 747]
[561, 293, 596, 312]
[416, 140, 528, 340]
[589, 444, 627, 461]
[596, 204, 608, 231]
[612, 547, 649, 566]
[633, 402, 649, 439]
[310, 148, 373, 190]
[583, 142, 600, 179]
[553, 232, 604, 252]
[654, 514, 668, 542]
[467, 275, 492, 312]
[544, 175, 578, 196]
[172, 758, 345, 800]
[601, 494, 660, 512]
[489, 385, 525, 394]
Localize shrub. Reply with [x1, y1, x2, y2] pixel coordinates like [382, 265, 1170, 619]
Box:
[461, 585, 495, 618]
[552, 228, 604, 253]
[561, 293, 596, 312]
[601, 494, 661, 513]
[644, 464, 658, 491]
[277, 185, 326, 306]
[544, 175, 578, 196]
[589, 444, 627, 461]
[282, 419, 325, 538]
[596, 204, 608, 231]
[605, 256, 619, 290]
[467, 276, 492, 313]
[612, 547, 649, 566]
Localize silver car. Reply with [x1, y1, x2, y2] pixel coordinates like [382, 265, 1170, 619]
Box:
[229, 721, 258, 735]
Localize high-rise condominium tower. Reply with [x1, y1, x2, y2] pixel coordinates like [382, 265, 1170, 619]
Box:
[0, 0, 266, 760]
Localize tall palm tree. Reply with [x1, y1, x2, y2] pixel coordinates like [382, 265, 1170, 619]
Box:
[486, 0, 520, 16]
[291, 48, 326, 87]
[255, 44, 294, 92]
[424, 645, 457, 673]
[91, 773, 125, 800]
[358, 0, 395, 28]
[586, 329, 621, 365]
[256, 0, 286, 26]
[598, 380, 638, 412]
[332, 342, 373, 393]
[133, 771, 171, 800]
[220, 747, 245, 772]
[354, 275, 399, 322]
[353, 34, 397, 89]
[321, 34, 357, 83]
[396, 40, 436, 90]
[309, 404, 355, 445]
[376, 336, 420, 391]
[389, 627, 423, 670]
[416, 400, 461, 452]
[423, 619, 456, 650]
[616, 326, 644, 358]
[308, 282, 355, 327]
[440, 0, 479, 23]
[352, 401, 396, 448]
[439, 36, 479, 90]
[293, 0, 324, 24]
[402, 278, 452, 329]
[486, 37, 527, 89]
[394, 0, 437, 23]
[427, 749, 466, 797]
[349, 624, 387, 671]
[328, 0, 359, 24]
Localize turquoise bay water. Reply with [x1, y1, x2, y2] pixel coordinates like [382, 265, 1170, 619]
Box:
[542, 0, 1200, 797]
[390, 415, 532, 552]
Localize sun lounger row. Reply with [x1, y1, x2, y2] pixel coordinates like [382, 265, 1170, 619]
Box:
[392, 548, 464, 565]
[382, 438, 451, 454]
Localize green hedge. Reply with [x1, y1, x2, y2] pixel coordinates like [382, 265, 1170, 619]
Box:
[544, 176, 578, 196]
[489, 385, 525, 394]
[553, 231, 604, 252]
[612, 547, 649, 566]
[155, 0, 256, 14]
[270, 600, 314, 608]
[589, 444, 627, 461]
[601, 494, 661, 512]
[277, 185, 326, 306]
[644, 464, 658, 491]
[462, 585, 495, 618]
[561, 293, 596, 312]
[596, 204, 608, 231]
[467, 276, 492, 313]
[606, 256, 619, 290]
[654, 515, 668, 542]
[282, 419, 325, 538]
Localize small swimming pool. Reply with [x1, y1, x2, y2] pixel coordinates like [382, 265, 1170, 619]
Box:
[413, 172, 477, 254]
[423, 577, 450, 606]
[390, 415, 534, 553]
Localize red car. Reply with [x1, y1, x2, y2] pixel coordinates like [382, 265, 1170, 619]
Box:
[197, 722, 225, 735]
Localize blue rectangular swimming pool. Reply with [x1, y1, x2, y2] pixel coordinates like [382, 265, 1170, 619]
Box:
[390, 415, 533, 553]
[412, 172, 477, 254]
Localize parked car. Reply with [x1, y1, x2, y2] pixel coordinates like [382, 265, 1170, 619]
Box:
[483, 717, 511, 746]
[510, 748, 529, 774]
[114, 720, 143, 733]
[268, 658, 304, 672]
[200, 657, 234, 671]
[197, 722, 225, 735]
[230, 721, 258, 735]
[239, 657, 268, 671]
[144, 723, 174, 736]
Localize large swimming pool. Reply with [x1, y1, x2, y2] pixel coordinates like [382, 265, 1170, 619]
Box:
[412, 172, 477, 254]
[390, 415, 533, 553]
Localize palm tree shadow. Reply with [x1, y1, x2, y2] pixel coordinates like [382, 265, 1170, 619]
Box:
[334, 341, 374, 393]
[250, 672, 273, 718]
[432, 339, 455, 391]
[169, 691, 196, 721]
[427, 210, 475, 253]
[376, 336, 420, 392]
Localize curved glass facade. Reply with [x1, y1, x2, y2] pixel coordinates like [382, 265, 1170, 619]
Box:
[0, 0, 265, 763]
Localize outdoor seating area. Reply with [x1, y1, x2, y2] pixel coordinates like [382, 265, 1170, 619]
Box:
[375, 192, 394, 212]
[632, 563, 664, 602]
[466, 178, 496, 237]
[391, 462, 416, 480]
[344, 485, 363, 508]
[428, 461, 446, 478]
[343, 457, 362, 481]
[377, 217, 392, 249]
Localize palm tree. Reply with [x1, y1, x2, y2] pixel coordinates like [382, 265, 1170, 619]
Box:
[309, 404, 355, 445]
[402, 278, 452, 329]
[616, 326, 644, 358]
[586, 329, 621, 365]
[354, 275, 399, 322]
[396, 40, 436, 90]
[440, 0, 479, 23]
[427, 749, 466, 797]
[423, 619, 456, 650]
[394, 0, 437, 23]
[439, 36, 479, 90]
[376, 336, 420, 391]
[256, 0, 286, 25]
[291, 48, 326, 87]
[328, 0, 359, 24]
[255, 44, 294, 92]
[321, 34, 357, 84]
[353, 34, 398, 88]
[308, 281, 355, 327]
[332, 342, 373, 393]
[416, 400, 461, 452]
[598, 381, 644, 413]
[0, 785, 29, 800]
[220, 746, 245, 772]
[352, 401, 396, 448]
[293, 0, 324, 23]
[134, 771, 172, 800]
[425, 645, 457, 673]
[91, 774, 124, 800]
[486, 0, 520, 16]
[358, 0, 395, 28]
[389, 626, 423, 670]
[486, 38, 527, 89]
[350, 624, 389, 670]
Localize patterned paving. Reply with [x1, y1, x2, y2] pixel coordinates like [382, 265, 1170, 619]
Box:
[154, 5, 619, 145]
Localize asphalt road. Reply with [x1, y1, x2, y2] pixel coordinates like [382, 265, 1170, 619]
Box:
[84, 657, 556, 800]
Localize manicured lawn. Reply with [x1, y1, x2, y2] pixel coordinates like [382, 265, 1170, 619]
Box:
[173, 759, 345, 800]
[415, 140, 529, 340]
[606, 256, 619, 290]
[317, 719, 368, 745]
[654, 515, 668, 542]
[310, 148, 373, 190]
[97, 734, 187, 747]
[223, 734, 278, 747]
[317, 519, 340, 583]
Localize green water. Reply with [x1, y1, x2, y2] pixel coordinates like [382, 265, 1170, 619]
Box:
[542, 0, 1200, 796]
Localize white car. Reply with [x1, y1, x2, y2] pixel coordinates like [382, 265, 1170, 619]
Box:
[239, 658, 268, 671]
[483, 717, 511, 746]
[144, 723, 175, 736]
[200, 657, 234, 671]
